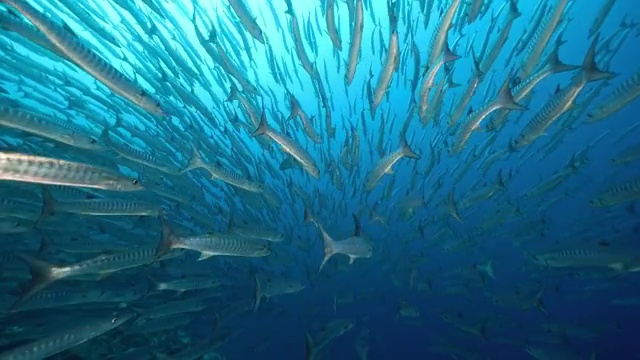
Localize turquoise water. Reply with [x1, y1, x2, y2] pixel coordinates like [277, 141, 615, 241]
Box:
[0, 0, 639, 358]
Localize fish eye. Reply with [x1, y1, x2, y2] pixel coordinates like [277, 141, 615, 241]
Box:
[132, 179, 139, 185]
[90, 138, 97, 144]
[111, 317, 118, 323]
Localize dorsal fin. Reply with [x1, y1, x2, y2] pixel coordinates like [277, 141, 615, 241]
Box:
[352, 213, 361, 237]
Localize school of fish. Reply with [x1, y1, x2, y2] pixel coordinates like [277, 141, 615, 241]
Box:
[0, 0, 638, 358]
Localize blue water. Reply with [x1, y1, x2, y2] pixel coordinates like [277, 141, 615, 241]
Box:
[0, 0, 639, 359]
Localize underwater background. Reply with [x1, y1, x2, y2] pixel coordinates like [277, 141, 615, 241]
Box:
[0, 0, 639, 359]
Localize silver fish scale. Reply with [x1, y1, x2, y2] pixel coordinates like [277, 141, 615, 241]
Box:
[594, 178, 640, 205]
[69, 248, 156, 275]
[58, 199, 159, 215]
[557, 249, 598, 258]
[0, 152, 138, 191]
[117, 142, 163, 166]
[180, 233, 270, 257]
[0, 313, 132, 360]
[612, 179, 640, 195]
[212, 166, 262, 192]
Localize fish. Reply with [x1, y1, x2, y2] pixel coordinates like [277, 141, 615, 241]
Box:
[1, 0, 166, 117]
[533, 248, 640, 272]
[345, 0, 364, 86]
[314, 213, 372, 272]
[365, 135, 420, 190]
[371, 2, 399, 117]
[10, 247, 160, 309]
[589, 176, 640, 207]
[153, 277, 222, 293]
[512, 34, 614, 150]
[0, 0, 636, 357]
[0, 311, 134, 359]
[227, 0, 265, 44]
[0, 106, 100, 150]
[228, 212, 284, 242]
[254, 275, 305, 311]
[325, 0, 342, 51]
[40, 187, 162, 218]
[450, 78, 526, 155]
[0, 152, 143, 191]
[587, 70, 640, 122]
[252, 101, 320, 179]
[156, 218, 271, 260]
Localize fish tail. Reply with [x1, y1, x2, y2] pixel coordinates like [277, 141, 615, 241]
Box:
[287, 94, 299, 120]
[352, 213, 361, 237]
[284, 0, 295, 16]
[507, 0, 522, 19]
[496, 79, 527, 111]
[155, 217, 175, 259]
[225, 82, 240, 102]
[304, 331, 316, 360]
[546, 42, 578, 74]
[180, 143, 205, 174]
[207, 27, 218, 43]
[496, 169, 507, 191]
[581, 33, 616, 82]
[227, 212, 235, 232]
[251, 107, 270, 137]
[10, 254, 58, 311]
[36, 187, 56, 226]
[448, 190, 463, 222]
[442, 35, 460, 63]
[318, 225, 336, 273]
[484, 261, 495, 279]
[303, 207, 316, 225]
[399, 136, 420, 159]
[474, 321, 488, 342]
[534, 289, 548, 315]
[470, 46, 485, 78]
[37, 232, 51, 255]
[287, 108, 298, 121]
[387, 0, 398, 30]
[100, 126, 111, 141]
[253, 274, 262, 312]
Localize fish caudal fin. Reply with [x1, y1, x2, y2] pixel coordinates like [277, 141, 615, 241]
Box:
[254, 274, 262, 312]
[10, 255, 58, 311]
[180, 143, 205, 174]
[251, 98, 270, 137]
[546, 42, 578, 74]
[474, 321, 488, 342]
[399, 136, 420, 159]
[581, 33, 616, 82]
[155, 217, 176, 259]
[352, 213, 361, 237]
[448, 190, 463, 222]
[534, 289, 548, 315]
[36, 187, 56, 226]
[496, 79, 527, 111]
[225, 82, 240, 102]
[480, 261, 495, 280]
[318, 225, 337, 272]
[305, 332, 316, 360]
[303, 207, 317, 226]
[442, 35, 461, 63]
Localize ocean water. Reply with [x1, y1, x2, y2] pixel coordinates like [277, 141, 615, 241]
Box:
[0, 0, 639, 359]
